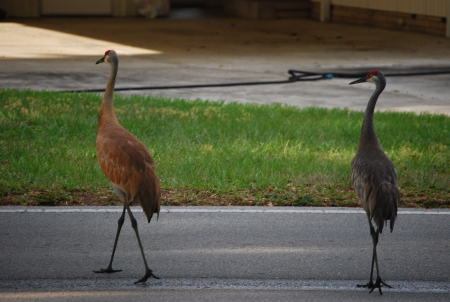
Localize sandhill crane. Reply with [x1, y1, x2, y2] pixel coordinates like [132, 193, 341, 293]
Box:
[349, 70, 399, 295]
[94, 50, 160, 284]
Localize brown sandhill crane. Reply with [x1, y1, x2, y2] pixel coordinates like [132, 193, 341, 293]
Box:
[94, 50, 160, 284]
[349, 70, 399, 295]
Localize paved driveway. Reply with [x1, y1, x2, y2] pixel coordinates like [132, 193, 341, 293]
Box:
[1, 18, 449, 115]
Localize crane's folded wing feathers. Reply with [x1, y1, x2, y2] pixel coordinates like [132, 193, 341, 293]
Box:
[351, 156, 398, 232]
[97, 127, 160, 222]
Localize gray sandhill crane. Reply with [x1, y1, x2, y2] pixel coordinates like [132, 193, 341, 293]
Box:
[94, 50, 160, 284]
[349, 70, 399, 295]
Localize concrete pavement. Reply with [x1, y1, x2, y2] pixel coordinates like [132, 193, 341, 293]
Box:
[1, 18, 450, 115]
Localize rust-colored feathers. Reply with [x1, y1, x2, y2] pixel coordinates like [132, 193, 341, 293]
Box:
[96, 50, 160, 222]
[97, 123, 160, 222]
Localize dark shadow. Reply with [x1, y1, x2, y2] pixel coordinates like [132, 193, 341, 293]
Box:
[170, 7, 228, 19]
[8, 15, 333, 60]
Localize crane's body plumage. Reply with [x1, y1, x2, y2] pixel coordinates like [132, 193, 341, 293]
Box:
[94, 50, 160, 283]
[349, 70, 399, 294]
[97, 116, 160, 222]
[352, 147, 398, 233]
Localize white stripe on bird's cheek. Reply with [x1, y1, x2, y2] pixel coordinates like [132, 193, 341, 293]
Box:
[367, 76, 377, 83]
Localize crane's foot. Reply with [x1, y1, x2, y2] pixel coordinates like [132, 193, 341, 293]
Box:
[134, 268, 159, 284]
[357, 277, 391, 295]
[368, 277, 392, 295]
[93, 267, 122, 274]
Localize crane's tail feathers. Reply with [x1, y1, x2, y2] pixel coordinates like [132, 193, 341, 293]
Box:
[138, 167, 161, 223]
[376, 182, 399, 233]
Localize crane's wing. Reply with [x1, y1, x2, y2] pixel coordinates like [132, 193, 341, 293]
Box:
[351, 155, 399, 232]
[97, 127, 160, 222]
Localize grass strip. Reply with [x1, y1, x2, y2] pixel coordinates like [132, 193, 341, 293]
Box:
[0, 89, 448, 207]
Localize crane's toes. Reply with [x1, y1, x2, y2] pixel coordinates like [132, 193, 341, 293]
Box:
[367, 277, 392, 295]
[134, 269, 159, 284]
[378, 278, 392, 288]
[357, 280, 374, 289]
[94, 267, 122, 274]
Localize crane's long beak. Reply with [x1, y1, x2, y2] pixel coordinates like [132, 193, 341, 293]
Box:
[96, 56, 105, 64]
[349, 77, 367, 85]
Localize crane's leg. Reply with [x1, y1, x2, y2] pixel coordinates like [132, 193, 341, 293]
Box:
[357, 217, 392, 295]
[357, 217, 376, 290]
[125, 204, 159, 284]
[370, 228, 392, 295]
[94, 204, 126, 274]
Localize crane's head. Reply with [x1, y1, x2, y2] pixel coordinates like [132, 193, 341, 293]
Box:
[96, 50, 117, 64]
[349, 70, 383, 85]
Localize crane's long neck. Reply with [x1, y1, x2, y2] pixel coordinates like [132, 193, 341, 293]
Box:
[359, 79, 385, 150]
[99, 57, 119, 126]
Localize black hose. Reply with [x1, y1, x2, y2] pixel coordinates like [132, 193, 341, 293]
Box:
[64, 68, 450, 93]
[288, 69, 450, 80]
[66, 79, 296, 93]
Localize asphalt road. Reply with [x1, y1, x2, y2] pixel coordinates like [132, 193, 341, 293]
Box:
[0, 206, 449, 301]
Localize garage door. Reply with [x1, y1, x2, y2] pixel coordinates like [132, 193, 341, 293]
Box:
[41, 0, 112, 15]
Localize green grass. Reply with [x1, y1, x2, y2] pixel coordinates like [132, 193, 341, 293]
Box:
[0, 89, 449, 207]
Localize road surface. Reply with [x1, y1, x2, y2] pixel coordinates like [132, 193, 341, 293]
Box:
[0, 206, 449, 301]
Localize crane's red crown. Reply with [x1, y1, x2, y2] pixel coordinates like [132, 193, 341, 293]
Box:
[367, 70, 380, 79]
[104, 50, 112, 56]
